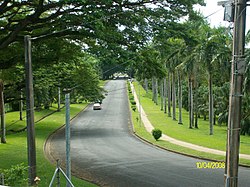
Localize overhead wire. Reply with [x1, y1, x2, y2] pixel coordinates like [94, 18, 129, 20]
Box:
[204, 8, 224, 19]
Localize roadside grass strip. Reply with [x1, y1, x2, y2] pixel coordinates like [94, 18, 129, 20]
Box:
[0, 104, 97, 187]
[129, 81, 250, 166]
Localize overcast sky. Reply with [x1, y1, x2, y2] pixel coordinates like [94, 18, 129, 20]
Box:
[195, 0, 250, 32]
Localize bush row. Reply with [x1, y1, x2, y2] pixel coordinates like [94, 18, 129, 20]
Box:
[127, 82, 136, 112]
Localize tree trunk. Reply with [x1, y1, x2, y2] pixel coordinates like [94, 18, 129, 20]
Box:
[208, 72, 214, 135]
[167, 72, 171, 117]
[172, 71, 176, 120]
[160, 80, 163, 111]
[144, 78, 148, 93]
[155, 78, 158, 105]
[194, 78, 198, 129]
[188, 76, 194, 129]
[164, 77, 167, 114]
[178, 71, 183, 124]
[195, 111, 198, 128]
[0, 80, 6, 143]
[152, 77, 155, 102]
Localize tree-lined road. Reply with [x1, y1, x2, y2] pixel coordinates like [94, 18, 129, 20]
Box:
[48, 80, 250, 187]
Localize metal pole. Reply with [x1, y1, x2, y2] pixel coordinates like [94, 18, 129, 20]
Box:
[56, 160, 60, 187]
[65, 91, 71, 187]
[0, 80, 6, 143]
[49, 160, 60, 187]
[225, 0, 247, 186]
[24, 35, 36, 185]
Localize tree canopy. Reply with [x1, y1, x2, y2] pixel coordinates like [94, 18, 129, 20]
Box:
[0, 0, 205, 68]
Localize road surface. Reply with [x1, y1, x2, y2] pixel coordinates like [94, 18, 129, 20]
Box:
[48, 80, 250, 187]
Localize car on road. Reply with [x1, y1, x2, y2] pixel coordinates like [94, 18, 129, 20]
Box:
[93, 103, 101, 110]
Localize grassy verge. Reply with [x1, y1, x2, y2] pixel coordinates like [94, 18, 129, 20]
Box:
[0, 104, 97, 186]
[99, 80, 108, 87]
[129, 81, 250, 166]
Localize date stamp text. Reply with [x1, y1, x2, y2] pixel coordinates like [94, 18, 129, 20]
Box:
[196, 162, 225, 169]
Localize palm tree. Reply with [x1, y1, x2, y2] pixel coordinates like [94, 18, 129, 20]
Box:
[165, 38, 186, 121]
[172, 70, 176, 120]
[163, 77, 167, 114]
[199, 26, 231, 135]
[167, 71, 172, 117]
[160, 79, 164, 111]
[177, 70, 183, 124]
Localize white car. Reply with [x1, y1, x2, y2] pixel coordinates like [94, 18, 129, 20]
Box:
[93, 103, 101, 110]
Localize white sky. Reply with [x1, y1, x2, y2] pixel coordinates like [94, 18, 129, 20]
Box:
[195, 0, 250, 32]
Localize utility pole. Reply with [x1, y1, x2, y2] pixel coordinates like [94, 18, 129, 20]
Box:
[222, 0, 247, 186]
[0, 79, 6, 143]
[24, 35, 36, 185]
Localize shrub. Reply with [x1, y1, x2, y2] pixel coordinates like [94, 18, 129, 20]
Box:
[129, 95, 134, 100]
[131, 105, 136, 112]
[130, 100, 136, 105]
[0, 163, 28, 186]
[152, 129, 162, 141]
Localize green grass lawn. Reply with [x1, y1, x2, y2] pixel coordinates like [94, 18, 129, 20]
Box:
[99, 80, 108, 87]
[130, 81, 250, 166]
[0, 104, 97, 186]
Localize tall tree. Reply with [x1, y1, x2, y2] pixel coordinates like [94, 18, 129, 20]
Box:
[177, 70, 183, 124]
[199, 26, 231, 135]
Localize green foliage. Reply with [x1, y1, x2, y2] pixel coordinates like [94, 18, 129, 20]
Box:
[135, 46, 166, 80]
[131, 105, 136, 112]
[241, 91, 250, 135]
[130, 100, 136, 105]
[128, 85, 137, 109]
[241, 118, 250, 135]
[0, 0, 204, 55]
[151, 128, 162, 141]
[129, 95, 134, 100]
[1, 39, 103, 109]
[0, 163, 28, 186]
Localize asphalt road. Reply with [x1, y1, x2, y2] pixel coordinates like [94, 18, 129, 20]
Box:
[48, 80, 250, 187]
